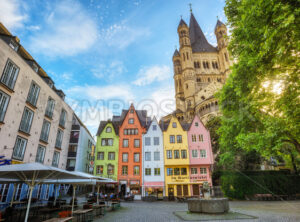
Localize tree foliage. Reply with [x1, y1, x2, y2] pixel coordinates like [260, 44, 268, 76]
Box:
[218, 0, 300, 168]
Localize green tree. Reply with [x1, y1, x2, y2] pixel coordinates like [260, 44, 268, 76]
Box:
[218, 0, 300, 169]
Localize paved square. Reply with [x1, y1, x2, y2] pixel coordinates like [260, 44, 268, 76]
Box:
[96, 200, 300, 222]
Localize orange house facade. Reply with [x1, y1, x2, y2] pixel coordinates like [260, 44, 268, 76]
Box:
[117, 104, 149, 200]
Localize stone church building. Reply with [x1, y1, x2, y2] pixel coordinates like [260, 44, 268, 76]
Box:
[163, 10, 232, 124]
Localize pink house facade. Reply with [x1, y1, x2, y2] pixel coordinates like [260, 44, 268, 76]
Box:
[187, 115, 214, 196]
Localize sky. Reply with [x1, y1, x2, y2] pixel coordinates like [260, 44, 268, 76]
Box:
[0, 0, 226, 136]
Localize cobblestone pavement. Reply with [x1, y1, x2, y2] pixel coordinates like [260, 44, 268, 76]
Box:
[95, 200, 300, 222]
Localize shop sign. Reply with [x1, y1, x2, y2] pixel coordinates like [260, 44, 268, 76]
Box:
[171, 175, 207, 182]
[119, 180, 127, 185]
[130, 180, 140, 185]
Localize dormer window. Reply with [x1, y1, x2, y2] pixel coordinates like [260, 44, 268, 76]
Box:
[9, 40, 19, 51]
[32, 62, 39, 73]
[128, 118, 134, 124]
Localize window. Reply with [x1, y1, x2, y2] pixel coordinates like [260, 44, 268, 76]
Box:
[108, 152, 115, 160]
[154, 152, 160, 161]
[97, 152, 104, 160]
[199, 134, 204, 142]
[1, 59, 19, 90]
[154, 137, 159, 145]
[35, 145, 46, 163]
[52, 151, 60, 167]
[166, 150, 172, 159]
[145, 137, 151, 146]
[152, 125, 157, 130]
[122, 153, 128, 162]
[134, 166, 140, 175]
[55, 129, 63, 148]
[200, 149, 206, 158]
[200, 168, 207, 174]
[172, 122, 177, 128]
[145, 152, 151, 161]
[122, 166, 128, 175]
[59, 109, 67, 127]
[27, 81, 40, 106]
[192, 135, 196, 142]
[134, 153, 140, 162]
[192, 150, 198, 158]
[191, 168, 198, 174]
[174, 150, 180, 159]
[145, 168, 151, 176]
[101, 138, 113, 146]
[123, 139, 129, 147]
[177, 135, 182, 143]
[181, 168, 187, 175]
[167, 168, 173, 176]
[45, 98, 55, 118]
[9, 40, 19, 51]
[195, 122, 199, 127]
[106, 127, 112, 133]
[170, 135, 175, 143]
[134, 139, 140, 148]
[19, 107, 34, 134]
[174, 168, 180, 175]
[12, 136, 27, 160]
[130, 109, 134, 113]
[181, 150, 187, 159]
[107, 164, 114, 175]
[0, 90, 10, 122]
[154, 168, 160, 176]
[96, 165, 103, 174]
[128, 118, 134, 124]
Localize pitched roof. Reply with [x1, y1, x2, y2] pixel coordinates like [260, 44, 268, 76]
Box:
[159, 120, 170, 132]
[178, 18, 188, 28]
[113, 107, 149, 129]
[173, 49, 180, 57]
[215, 19, 225, 31]
[189, 13, 217, 53]
[96, 119, 120, 136]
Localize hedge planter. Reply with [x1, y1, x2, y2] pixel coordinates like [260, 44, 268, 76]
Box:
[187, 198, 229, 214]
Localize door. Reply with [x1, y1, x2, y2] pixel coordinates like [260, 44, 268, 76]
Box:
[192, 184, 199, 196]
[183, 185, 188, 196]
[177, 185, 182, 196]
[121, 184, 126, 197]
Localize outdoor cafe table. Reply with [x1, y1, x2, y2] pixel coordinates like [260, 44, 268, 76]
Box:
[73, 209, 93, 222]
[111, 201, 120, 211]
[42, 217, 73, 222]
[92, 204, 106, 216]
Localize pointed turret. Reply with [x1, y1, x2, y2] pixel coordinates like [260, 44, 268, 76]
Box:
[178, 19, 188, 29]
[215, 19, 225, 31]
[189, 13, 217, 52]
[173, 49, 180, 58]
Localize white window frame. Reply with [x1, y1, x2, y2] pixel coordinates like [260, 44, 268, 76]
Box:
[55, 129, 63, 148]
[27, 81, 40, 106]
[0, 90, 10, 122]
[19, 107, 34, 134]
[52, 151, 60, 167]
[1, 59, 19, 90]
[12, 136, 27, 160]
[191, 168, 198, 174]
[35, 145, 46, 163]
[59, 109, 67, 127]
[154, 151, 160, 161]
[192, 150, 198, 158]
[154, 168, 160, 176]
[200, 167, 207, 174]
[40, 120, 51, 142]
[200, 149, 206, 158]
[45, 97, 55, 118]
[145, 152, 151, 161]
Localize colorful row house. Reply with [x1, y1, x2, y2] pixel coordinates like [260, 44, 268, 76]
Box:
[94, 120, 119, 181]
[142, 117, 165, 199]
[94, 104, 213, 199]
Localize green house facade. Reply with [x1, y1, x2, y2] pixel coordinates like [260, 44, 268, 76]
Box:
[94, 120, 119, 181]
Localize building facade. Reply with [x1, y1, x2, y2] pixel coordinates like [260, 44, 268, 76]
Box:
[94, 120, 119, 181]
[142, 117, 165, 199]
[163, 10, 232, 124]
[0, 23, 76, 205]
[187, 115, 214, 196]
[117, 104, 149, 199]
[66, 114, 95, 174]
[0, 23, 73, 169]
[161, 116, 191, 197]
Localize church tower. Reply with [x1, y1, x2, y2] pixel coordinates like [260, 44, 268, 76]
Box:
[165, 7, 232, 125]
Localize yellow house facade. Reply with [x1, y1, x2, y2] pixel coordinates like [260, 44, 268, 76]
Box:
[160, 116, 191, 197]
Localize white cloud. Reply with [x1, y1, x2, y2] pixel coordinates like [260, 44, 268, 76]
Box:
[67, 84, 134, 102]
[133, 65, 172, 86]
[0, 0, 27, 31]
[27, 25, 40, 31]
[99, 22, 150, 49]
[28, 0, 98, 56]
[92, 60, 127, 80]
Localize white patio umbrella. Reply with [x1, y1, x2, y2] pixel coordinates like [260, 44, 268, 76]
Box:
[0, 163, 91, 222]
